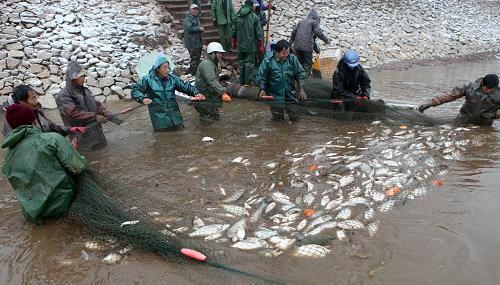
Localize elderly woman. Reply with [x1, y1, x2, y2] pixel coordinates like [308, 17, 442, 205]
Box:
[3, 84, 86, 137]
[132, 54, 205, 131]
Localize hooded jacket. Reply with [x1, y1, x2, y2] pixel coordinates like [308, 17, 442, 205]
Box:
[232, 3, 264, 53]
[2, 125, 87, 225]
[56, 61, 113, 151]
[195, 53, 225, 106]
[331, 60, 371, 99]
[256, 52, 307, 104]
[211, 0, 235, 26]
[426, 77, 500, 126]
[131, 56, 200, 130]
[183, 10, 203, 50]
[290, 9, 330, 52]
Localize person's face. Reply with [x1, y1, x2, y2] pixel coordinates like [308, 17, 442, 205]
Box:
[481, 85, 495, 94]
[191, 8, 199, 16]
[275, 48, 290, 61]
[156, 63, 170, 78]
[73, 75, 85, 86]
[215, 52, 223, 61]
[21, 90, 38, 109]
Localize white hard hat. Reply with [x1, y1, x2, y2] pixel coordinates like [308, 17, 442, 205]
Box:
[190, 4, 199, 9]
[207, 42, 225, 54]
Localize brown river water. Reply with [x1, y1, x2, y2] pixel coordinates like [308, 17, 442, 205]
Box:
[0, 58, 499, 285]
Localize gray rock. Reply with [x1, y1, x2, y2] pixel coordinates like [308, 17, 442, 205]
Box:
[103, 87, 111, 96]
[0, 52, 7, 60]
[81, 27, 99, 38]
[6, 57, 20, 69]
[7, 50, 24, 58]
[0, 86, 13, 96]
[38, 94, 58, 109]
[6, 42, 22, 51]
[27, 64, 45, 74]
[98, 77, 114, 88]
[26, 77, 43, 87]
[89, 87, 103, 96]
[86, 76, 99, 87]
[25, 27, 44, 37]
[38, 70, 51, 79]
[64, 14, 76, 23]
[110, 85, 125, 98]
[36, 50, 52, 60]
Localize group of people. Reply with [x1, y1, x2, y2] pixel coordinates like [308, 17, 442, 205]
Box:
[1, 1, 499, 226]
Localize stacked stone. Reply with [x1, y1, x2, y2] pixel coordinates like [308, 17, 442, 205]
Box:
[269, 0, 499, 68]
[0, 0, 190, 108]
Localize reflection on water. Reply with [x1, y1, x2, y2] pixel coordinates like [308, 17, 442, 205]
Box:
[0, 59, 499, 284]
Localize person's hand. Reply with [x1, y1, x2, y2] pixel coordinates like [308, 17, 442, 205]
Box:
[200, 27, 205, 32]
[143, 98, 152, 105]
[191, 93, 206, 101]
[111, 117, 124, 125]
[222, 92, 231, 103]
[298, 88, 307, 101]
[257, 41, 264, 55]
[362, 95, 370, 100]
[69, 127, 87, 134]
[258, 90, 267, 99]
[95, 115, 107, 123]
[71, 137, 78, 149]
[354, 96, 363, 106]
[417, 103, 431, 113]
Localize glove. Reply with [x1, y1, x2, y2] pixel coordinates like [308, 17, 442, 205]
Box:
[257, 41, 264, 55]
[298, 88, 307, 101]
[354, 96, 363, 106]
[417, 103, 431, 113]
[110, 116, 124, 125]
[191, 93, 205, 101]
[232, 37, 237, 49]
[222, 92, 231, 103]
[362, 95, 370, 100]
[95, 115, 107, 123]
[69, 127, 87, 134]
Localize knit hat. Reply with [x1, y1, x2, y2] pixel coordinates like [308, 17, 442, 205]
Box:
[5, 104, 36, 129]
[483, 74, 499, 88]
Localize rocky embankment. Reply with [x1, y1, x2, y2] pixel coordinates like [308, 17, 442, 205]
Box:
[1, 0, 499, 108]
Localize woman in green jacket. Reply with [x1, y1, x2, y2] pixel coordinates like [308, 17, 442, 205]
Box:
[132, 55, 205, 131]
[2, 104, 87, 225]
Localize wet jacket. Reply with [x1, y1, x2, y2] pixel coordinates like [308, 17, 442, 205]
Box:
[290, 9, 329, 52]
[256, 52, 307, 104]
[232, 4, 264, 53]
[56, 61, 112, 151]
[131, 69, 199, 130]
[183, 11, 203, 50]
[195, 53, 224, 107]
[331, 60, 371, 99]
[2, 125, 87, 225]
[427, 78, 500, 126]
[211, 0, 234, 26]
[2, 105, 70, 137]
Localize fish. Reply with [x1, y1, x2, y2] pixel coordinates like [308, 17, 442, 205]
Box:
[306, 181, 315, 192]
[378, 199, 396, 212]
[413, 187, 427, 197]
[364, 208, 375, 221]
[187, 167, 198, 173]
[337, 220, 365, 230]
[80, 250, 89, 261]
[339, 175, 355, 187]
[246, 134, 259, 138]
[271, 192, 293, 205]
[120, 220, 139, 227]
[265, 202, 276, 213]
[232, 157, 243, 163]
[219, 187, 226, 196]
[85, 241, 103, 250]
[269, 236, 295, 250]
[297, 219, 308, 231]
[305, 221, 338, 236]
[254, 228, 278, 239]
[305, 215, 333, 232]
[204, 233, 222, 241]
[201, 136, 214, 143]
[232, 238, 264, 250]
[222, 204, 249, 216]
[192, 216, 205, 228]
[189, 224, 230, 237]
[335, 207, 351, 220]
[340, 197, 370, 207]
[303, 192, 316, 206]
[367, 221, 380, 237]
[259, 248, 283, 257]
[370, 191, 386, 202]
[249, 202, 267, 223]
[325, 196, 343, 210]
[102, 253, 121, 264]
[227, 219, 246, 242]
[223, 189, 246, 203]
[293, 244, 330, 257]
[336, 230, 347, 241]
[173, 226, 190, 233]
[266, 162, 278, 168]
[320, 195, 331, 207]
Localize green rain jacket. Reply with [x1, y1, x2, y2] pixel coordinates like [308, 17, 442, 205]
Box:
[256, 52, 307, 104]
[183, 11, 203, 50]
[131, 62, 200, 130]
[232, 4, 264, 53]
[2, 125, 87, 225]
[211, 0, 234, 26]
[195, 53, 225, 107]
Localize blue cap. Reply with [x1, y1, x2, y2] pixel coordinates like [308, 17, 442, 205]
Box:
[343, 49, 359, 68]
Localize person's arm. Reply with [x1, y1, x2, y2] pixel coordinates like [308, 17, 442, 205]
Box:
[131, 77, 149, 104]
[185, 16, 202, 34]
[359, 69, 371, 98]
[312, 22, 330, 44]
[39, 111, 71, 136]
[331, 70, 345, 98]
[428, 84, 468, 107]
[174, 76, 200, 96]
[56, 93, 98, 124]
[256, 59, 269, 94]
[53, 134, 88, 175]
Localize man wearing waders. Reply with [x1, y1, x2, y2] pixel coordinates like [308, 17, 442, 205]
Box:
[183, 4, 204, 76]
[56, 61, 122, 151]
[211, 0, 234, 52]
[2, 104, 87, 225]
[418, 74, 500, 126]
[290, 9, 330, 77]
[256, 40, 307, 122]
[194, 42, 231, 123]
[232, 0, 264, 85]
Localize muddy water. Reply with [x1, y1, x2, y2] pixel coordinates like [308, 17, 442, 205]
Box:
[0, 59, 499, 285]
